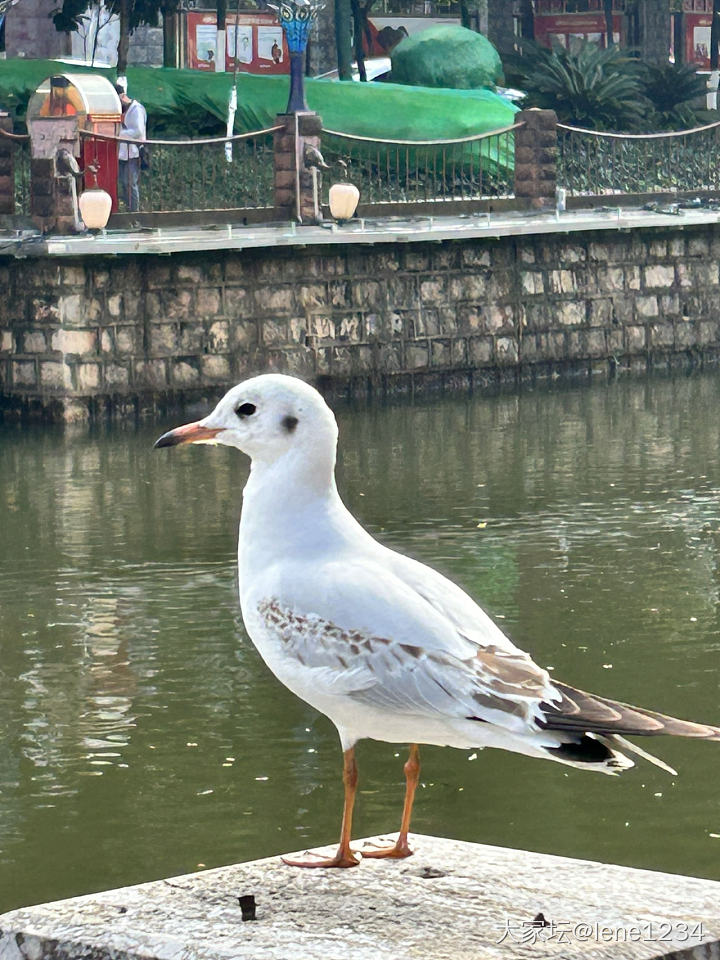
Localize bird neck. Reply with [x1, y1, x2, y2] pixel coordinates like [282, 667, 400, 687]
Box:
[238, 443, 350, 568]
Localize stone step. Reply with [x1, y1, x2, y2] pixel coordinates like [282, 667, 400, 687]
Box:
[1, 835, 719, 960]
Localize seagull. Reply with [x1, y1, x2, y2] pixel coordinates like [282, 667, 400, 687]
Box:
[155, 374, 720, 869]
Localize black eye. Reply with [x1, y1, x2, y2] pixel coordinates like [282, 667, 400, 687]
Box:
[235, 402, 256, 418]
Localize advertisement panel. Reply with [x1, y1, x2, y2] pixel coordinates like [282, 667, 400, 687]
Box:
[534, 12, 623, 49]
[186, 11, 289, 74]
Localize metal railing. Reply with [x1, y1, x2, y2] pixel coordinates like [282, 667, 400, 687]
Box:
[0, 127, 31, 217]
[557, 120, 720, 197]
[320, 123, 520, 207]
[80, 126, 281, 214]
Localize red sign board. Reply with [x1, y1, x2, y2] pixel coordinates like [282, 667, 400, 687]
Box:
[186, 11, 289, 74]
[685, 13, 712, 67]
[534, 12, 624, 49]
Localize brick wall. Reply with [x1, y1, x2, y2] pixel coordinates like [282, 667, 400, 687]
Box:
[2, 224, 720, 420]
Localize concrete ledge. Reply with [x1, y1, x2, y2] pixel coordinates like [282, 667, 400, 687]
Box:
[1, 835, 719, 959]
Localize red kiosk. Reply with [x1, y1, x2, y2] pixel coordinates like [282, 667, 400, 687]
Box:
[27, 74, 123, 211]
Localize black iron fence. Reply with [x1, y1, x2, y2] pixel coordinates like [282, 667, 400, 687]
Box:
[557, 120, 720, 197]
[320, 123, 519, 207]
[80, 126, 280, 214]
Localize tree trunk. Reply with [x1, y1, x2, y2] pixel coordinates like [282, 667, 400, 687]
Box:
[117, 0, 130, 75]
[486, 0, 515, 60]
[335, 0, 352, 80]
[162, 7, 177, 67]
[636, 0, 669, 66]
[351, 0, 366, 80]
[603, 0, 613, 47]
[460, 0, 470, 30]
[711, 0, 720, 71]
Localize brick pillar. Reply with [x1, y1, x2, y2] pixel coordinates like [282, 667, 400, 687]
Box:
[514, 108, 557, 210]
[0, 114, 14, 216]
[273, 112, 323, 224]
[30, 156, 77, 234]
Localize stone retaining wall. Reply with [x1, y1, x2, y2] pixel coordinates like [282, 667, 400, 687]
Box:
[2, 223, 720, 420]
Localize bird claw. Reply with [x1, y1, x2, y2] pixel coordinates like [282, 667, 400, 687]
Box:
[281, 848, 361, 868]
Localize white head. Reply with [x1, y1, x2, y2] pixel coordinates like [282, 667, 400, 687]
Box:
[155, 374, 339, 474]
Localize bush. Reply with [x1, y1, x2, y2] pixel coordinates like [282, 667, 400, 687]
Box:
[642, 62, 708, 130]
[507, 40, 647, 131]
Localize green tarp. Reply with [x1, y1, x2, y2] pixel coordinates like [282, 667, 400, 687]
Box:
[0, 58, 516, 141]
[391, 24, 504, 90]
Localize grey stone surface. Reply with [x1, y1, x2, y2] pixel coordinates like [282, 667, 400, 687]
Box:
[1, 836, 719, 960]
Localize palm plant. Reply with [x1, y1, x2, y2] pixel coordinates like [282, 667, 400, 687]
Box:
[642, 62, 709, 130]
[508, 39, 648, 131]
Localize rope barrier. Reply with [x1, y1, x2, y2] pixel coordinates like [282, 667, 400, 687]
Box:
[319, 121, 524, 147]
[78, 124, 284, 146]
[557, 119, 720, 140]
[0, 128, 30, 141]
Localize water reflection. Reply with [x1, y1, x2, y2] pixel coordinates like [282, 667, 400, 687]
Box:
[2, 373, 720, 911]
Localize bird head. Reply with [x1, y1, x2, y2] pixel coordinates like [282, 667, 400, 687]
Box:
[154, 374, 338, 467]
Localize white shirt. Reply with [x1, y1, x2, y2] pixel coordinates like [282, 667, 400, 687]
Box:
[118, 100, 147, 161]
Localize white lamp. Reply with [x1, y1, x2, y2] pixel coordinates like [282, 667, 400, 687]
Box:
[78, 163, 112, 232]
[329, 182, 359, 223]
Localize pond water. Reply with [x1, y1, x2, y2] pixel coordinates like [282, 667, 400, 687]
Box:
[2, 371, 720, 913]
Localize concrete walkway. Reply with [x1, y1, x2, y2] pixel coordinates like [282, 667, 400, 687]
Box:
[1, 835, 718, 959]
[2, 206, 720, 258]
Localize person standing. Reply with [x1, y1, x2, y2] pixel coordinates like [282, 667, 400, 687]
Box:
[115, 83, 147, 213]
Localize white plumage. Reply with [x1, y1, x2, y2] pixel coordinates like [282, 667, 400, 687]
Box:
[156, 374, 720, 868]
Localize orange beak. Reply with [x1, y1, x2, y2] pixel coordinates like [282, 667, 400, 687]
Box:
[154, 421, 222, 448]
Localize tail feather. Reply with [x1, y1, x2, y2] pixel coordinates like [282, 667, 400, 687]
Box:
[538, 681, 720, 741]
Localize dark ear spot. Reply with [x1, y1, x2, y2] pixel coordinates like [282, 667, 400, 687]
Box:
[282, 415, 299, 434]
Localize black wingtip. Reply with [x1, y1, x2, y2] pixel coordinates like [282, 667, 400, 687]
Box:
[154, 430, 179, 449]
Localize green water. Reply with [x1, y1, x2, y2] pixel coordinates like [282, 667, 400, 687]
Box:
[2, 372, 720, 913]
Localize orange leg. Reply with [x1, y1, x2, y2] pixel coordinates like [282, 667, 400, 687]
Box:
[362, 743, 420, 859]
[282, 747, 361, 868]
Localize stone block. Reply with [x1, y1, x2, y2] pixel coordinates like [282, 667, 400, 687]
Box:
[201, 355, 231, 381]
[150, 324, 178, 355]
[163, 290, 194, 321]
[179, 324, 204, 354]
[688, 236, 709, 257]
[59, 294, 83, 325]
[625, 326, 646, 351]
[105, 364, 130, 387]
[100, 330, 114, 354]
[606, 328, 624, 355]
[12, 360, 36, 386]
[495, 336, 519, 365]
[40, 361, 72, 390]
[352, 280, 385, 310]
[469, 336, 493, 365]
[650, 323, 674, 348]
[197, 288, 222, 318]
[263, 319, 289, 345]
[557, 301, 585, 326]
[406, 342, 429, 370]
[23, 331, 46, 353]
[659, 293, 680, 318]
[588, 299, 613, 326]
[231, 320, 258, 349]
[692, 262, 718, 287]
[559, 244, 586, 263]
[698, 321, 719, 345]
[335, 315, 361, 341]
[176, 265, 205, 284]
[135, 359, 168, 388]
[674, 319, 697, 347]
[626, 265, 641, 291]
[403, 249, 431, 271]
[0, 330, 11, 353]
[420, 277, 446, 304]
[588, 243, 610, 262]
[225, 287, 249, 317]
[208, 321, 230, 352]
[107, 294, 122, 319]
[668, 237, 685, 258]
[172, 361, 200, 386]
[76, 363, 101, 391]
[676, 264, 693, 288]
[548, 270, 576, 294]
[328, 280, 350, 308]
[635, 296, 658, 319]
[583, 329, 607, 358]
[61, 265, 86, 287]
[643, 265, 674, 289]
[646, 239, 667, 259]
[51, 329, 96, 355]
[115, 328, 138, 355]
[259, 286, 294, 315]
[297, 284, 327, 309]
[521, 272, 544, 295]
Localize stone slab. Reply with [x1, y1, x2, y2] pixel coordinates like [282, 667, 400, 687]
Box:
[3, 207, 720, 259]
[1, 835, 719, 960]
